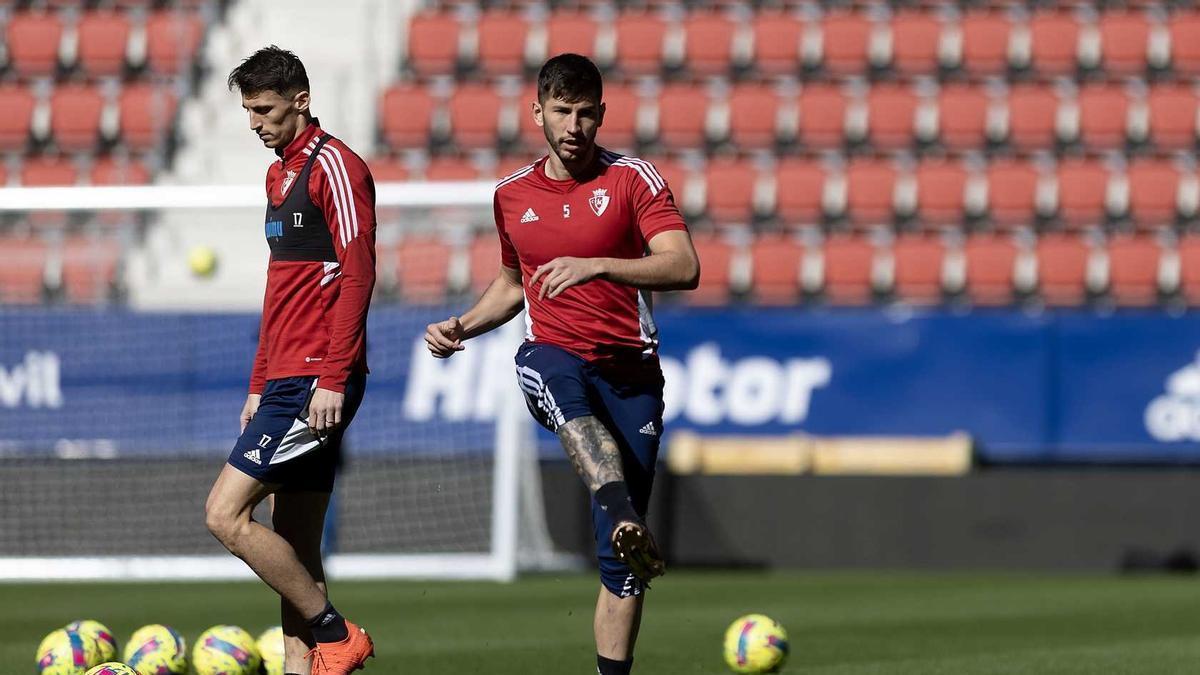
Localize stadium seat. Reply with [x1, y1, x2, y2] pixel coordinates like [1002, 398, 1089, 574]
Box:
[614, 13, 668, 76]
[448, 84, 503, 150]
[592, 84, 639, 150]
[796, 84, 848, 149]
[866, 83, 919, 150]
[845, 158, 897, 224]
[684, 12, 737, 77]
[1125, 158, 1181, 227]
[1056, 158, 1111, 226]
[889, 10, 942, 76]
[1075, 84, 1131, 150]
[963, 233, 1019, 305]
[958, 11, 1012, 76]
[819, 11, 873, 76]
[546, 12, 600, 64]
[90, 157, 150, 185]
[1036, 233, 1091, 305]
[750, 233, 804, 304]
[937, 83, 991, 151]
[0, 238, 48, 304]
[1005, 84, 1060, 151]
[891, 234, 946, 304]
[774, 158, 827, 225]
[76, 10, 131, 76]
[394, 235, 453, 303]
[822, 233, 876, 304]
[689, 233, 735, 305]
[380, 84, 434, 150]
[1029, 12, 1081, 76]
[119, 84, 178, 152]
[1106, 235, 1161, 306]
[1147, 85, 1198, 151]
[915, 159, 968, 225]
[21, 156, 78, 186]
[727, 84, 781, 150]
[50, 84, 106, 152]
[407, 12, 460, 76]
[656, 85, 709, 150]
[752, 11, 804, 75]
[144, 11, 204, 75]
[1178, 234, 1200, 304]
[367, 157, 410, 183]
[1099, 11, 1152, 76]
[1170, 12, 1200, 75]
[475, 11, 529, 76]
[987, 159, 1042, 227]
[60, 236, 119, 304]
[469, 234, 502, 294]
[704, 158, 760, 224]
[424, 157, 483, 181]
[0, 85, 36, 152]
[6, 11, 63, 76]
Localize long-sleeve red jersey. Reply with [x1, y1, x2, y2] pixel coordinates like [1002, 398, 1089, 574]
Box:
[249, 121, 376, 395]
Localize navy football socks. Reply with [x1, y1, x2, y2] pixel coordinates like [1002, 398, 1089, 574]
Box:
[307, 601, 349, 643]
[595, 481, 641, 526]
[597, 655, 634, 674]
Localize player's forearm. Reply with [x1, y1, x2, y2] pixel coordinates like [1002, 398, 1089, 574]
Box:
[460, 275, 526, 340]
[595, 251, 700, 291]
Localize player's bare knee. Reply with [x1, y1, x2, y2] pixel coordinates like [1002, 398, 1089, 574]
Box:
[204, 499, 245, 546]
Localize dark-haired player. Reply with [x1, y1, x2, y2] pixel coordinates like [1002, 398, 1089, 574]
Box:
[426, 54, 699, 675]
[204, 46, 375, 675]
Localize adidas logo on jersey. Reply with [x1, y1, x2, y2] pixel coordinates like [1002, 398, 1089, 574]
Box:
[243, 448, 262, 465]
[639, 422, 657, 436]
[520, 207, 539, 223]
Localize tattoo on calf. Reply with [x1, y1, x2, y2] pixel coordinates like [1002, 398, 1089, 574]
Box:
[556, 416, 624, 492]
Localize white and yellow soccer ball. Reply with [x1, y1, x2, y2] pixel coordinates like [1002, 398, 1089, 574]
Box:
[122, 624, 187, 675]
[723, 614, 790, 673]
[256, 626, 285, 675]
[192, 625, 261, 675]
[84, 664, 138, 675]
[37, 627, 103, 674]
[64, 620, 118, 663]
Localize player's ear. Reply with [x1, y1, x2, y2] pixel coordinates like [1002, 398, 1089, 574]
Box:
[293, 90, 311, 114]
[532, 99, 544, 128]
[597, 100, 605, 128]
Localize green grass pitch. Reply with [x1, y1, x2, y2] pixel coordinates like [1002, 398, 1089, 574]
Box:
[11, 571, 1200, 673]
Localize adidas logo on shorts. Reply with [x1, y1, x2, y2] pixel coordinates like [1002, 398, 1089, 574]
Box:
[520, 207, 539, 223]
[243, 448, 262, 465]
[639, 422, 657, 436]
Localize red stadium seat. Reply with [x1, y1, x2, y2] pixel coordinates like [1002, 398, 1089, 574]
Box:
[959, 12, 1012, 76]
[889, 11, 942, 76]
[90, 157, 150, 185]
[964, 233, 1018, 305]
[424, 157, 482, 182]
[1170, 13, 1200, 76]
[750, 233, 804, 304]
[0, 84, 36, 152]
[6, 11, 63, 76]
[380, 84, 434, 150]
[1056, 158, 1111, 226]
[1099, 12, 1152, 76]
[937, 83, 991, 150]
[987, 159, 1041, 226]
[448, 84, 503, 150]
[21, 156, 78, 186]
[684, 12, 736, 76]
[1126, 158, 1181, 227]
[820, 11, 873, 76]
[1036, 233, 1090, 306]
[1147, 85, 1198, 151]
[469, 234, 502, 294]
[823, 234, 876, 304]
[546, 12, 599, 63]
[845, 158, 897, 224]
[796, 84, 847, 149]
[727, 84, 780, 150]
[368, 157, 409, 183]
[892, 234, 945, 304]
[407, 12, 460, 76]
[595, 84, 638, 150]
[1076, 85, 1130, 150]
[144, 11, 203, 75]
[915, 159, 968, 225]
[119, 84, 178, 152]
[866, 83, 918, 150]
[656, 85, 709, 150]
[0, 238, 48, 303]
[1029, 12, 1081, 76]
[704, 158, 759, 224]
[752, 11, 804, 75]
[60, 237, 119, 304]
[475, 11, 529, 76]
[774, 158, 827, 225]
[1107, 235, 1161, 306]
[1006, 84, 1060, 151]
[50, 84, 106, 152]
[394, 235, 453, 303]
[1178, 234, 1200, 304]
[77, 10, 131, 76]
[688, 233, 735, 305]
[615, 13, 667, 76]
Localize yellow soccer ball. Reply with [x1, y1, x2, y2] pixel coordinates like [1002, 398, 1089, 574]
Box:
[84, 664, 137, 675]
[37, 627, 103, 674]
[187, 245, 218, 278]
[122, 624, 187, 675]
[192, 625, 261, 675]
[723, 614, 789, 673]
[256, 626, 285, 675]
[65, 620, 118, 663]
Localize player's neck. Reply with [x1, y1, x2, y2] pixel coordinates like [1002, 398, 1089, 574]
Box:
[543, 145, 597, 181]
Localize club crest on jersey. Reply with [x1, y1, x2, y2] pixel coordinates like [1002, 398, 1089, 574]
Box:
[280, 169, 297, 197]
[589, 188, 610, 216]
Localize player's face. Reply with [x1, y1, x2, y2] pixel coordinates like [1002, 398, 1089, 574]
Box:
[241, 89, 310, 149]
[535, 94, 604, 164]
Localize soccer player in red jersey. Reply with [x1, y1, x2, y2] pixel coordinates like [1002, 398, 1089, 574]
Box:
[426, 54, 700, 674]
[205, 47, 375, 675]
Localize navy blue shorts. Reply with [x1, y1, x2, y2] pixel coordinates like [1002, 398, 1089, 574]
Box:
[514, 342, 665, 598]
[226, 373, 366, 493]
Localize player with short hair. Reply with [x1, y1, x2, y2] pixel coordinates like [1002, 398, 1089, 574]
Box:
[205, 46, 376, 675]
[426, 53, 699, 675]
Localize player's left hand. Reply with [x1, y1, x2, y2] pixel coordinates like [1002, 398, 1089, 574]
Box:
[307, 387, 344, 436]
[529, 257, 602, 299]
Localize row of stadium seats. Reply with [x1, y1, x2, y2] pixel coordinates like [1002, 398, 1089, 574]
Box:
[2, 8, 206, 77]
[379, 229, 1200, 306]
[0, 81, 179, 153]
[404, 7, 1200, 79]
[0, 154, 151, 186]
[0, 234, 121, 305]
[379, 78, 1200, 154]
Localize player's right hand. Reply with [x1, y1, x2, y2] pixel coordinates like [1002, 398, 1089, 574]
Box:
[425, 316, 465, 358]
[240, 393, 262, 433]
